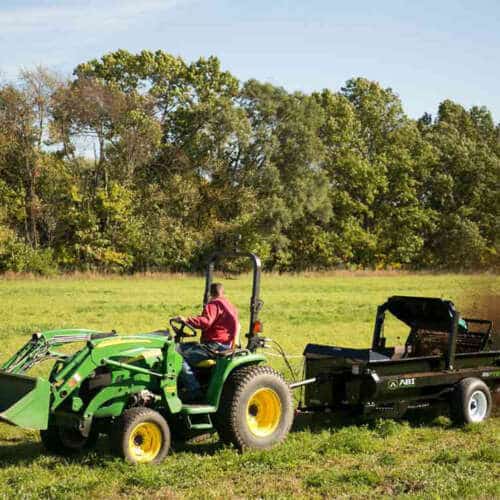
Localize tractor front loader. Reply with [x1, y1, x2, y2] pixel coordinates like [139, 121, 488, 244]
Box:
[0, 253, 294, 464]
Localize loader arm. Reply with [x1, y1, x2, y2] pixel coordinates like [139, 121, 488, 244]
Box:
[0, 331, 183, 430]
[1, 329, 104, 375]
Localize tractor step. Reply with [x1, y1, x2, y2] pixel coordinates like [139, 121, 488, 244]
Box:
[181, 404, 217, 414]
[182, 407, 215, 431]
[189, 422, 213, 430]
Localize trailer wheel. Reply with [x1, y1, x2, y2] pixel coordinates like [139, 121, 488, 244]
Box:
[112, 407, 170, 464]
[215, 365, 293, 451]
[40, 425, 98, 454]
[451, 378, 492, 424]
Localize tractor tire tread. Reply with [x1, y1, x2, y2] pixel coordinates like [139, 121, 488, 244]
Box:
[40, 426, 63, 454]
[111, 406, 170, 464]
[215, 365, 293, 451]
[40, 425, 98, 455]
[214, 365, 258, 444]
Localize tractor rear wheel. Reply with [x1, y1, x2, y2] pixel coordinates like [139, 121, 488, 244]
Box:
[112, 407, 170, 464]
[215, 365, 293, 450]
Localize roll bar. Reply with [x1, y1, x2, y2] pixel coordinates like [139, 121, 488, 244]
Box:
[203, 252, 263, 351]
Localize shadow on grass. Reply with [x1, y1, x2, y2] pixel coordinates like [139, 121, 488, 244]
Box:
[292, 404, 468, 432]
[292, 411, 363, 433]
[172, 436, 225, 456]
[0, 437, 115, 467]
[0, 433, 227, 466]
[0, 406, 480, 468]
[0, 440, 44, 466]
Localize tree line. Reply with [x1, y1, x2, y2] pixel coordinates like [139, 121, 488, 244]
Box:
[0, 49, 498, 274]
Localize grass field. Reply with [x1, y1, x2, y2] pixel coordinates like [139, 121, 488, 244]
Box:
[0, 273, 498, 499]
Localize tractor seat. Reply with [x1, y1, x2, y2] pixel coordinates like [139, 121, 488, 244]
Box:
[195, 359, 217, 369]
[193, 322, 241, 370]
[193, 348, 235, 369]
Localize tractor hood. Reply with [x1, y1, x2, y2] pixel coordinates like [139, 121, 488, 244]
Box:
[385, 296, 456, 331]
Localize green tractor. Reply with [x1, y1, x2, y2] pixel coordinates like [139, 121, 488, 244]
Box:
[0, 253, 294, 464]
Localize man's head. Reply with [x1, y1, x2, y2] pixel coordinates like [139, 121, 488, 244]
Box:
[210, 282, 224, 298]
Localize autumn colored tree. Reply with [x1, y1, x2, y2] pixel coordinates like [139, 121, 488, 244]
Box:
[0, 50, 497, 273]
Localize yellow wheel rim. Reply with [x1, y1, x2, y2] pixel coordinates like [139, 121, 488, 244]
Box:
[128, 422, 162, 463]
[246, 388, 282, 437]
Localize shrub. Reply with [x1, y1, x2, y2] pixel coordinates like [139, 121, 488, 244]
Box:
[0, 234, 57, 275]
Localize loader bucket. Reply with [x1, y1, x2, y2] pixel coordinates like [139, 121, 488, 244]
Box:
[0, 372, 51, 430]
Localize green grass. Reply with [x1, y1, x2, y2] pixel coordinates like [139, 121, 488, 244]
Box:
[0, 273, 498, 499]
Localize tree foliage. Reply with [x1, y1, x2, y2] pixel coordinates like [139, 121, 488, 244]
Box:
[0, 51, 498, 273]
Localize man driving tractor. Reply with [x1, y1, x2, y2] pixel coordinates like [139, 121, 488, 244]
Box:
[175, 282, 240, 402]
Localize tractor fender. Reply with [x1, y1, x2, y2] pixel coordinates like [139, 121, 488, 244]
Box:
[206, 352, 266, 407]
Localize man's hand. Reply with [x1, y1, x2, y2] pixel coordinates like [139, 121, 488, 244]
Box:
[173, 315, 187, 323]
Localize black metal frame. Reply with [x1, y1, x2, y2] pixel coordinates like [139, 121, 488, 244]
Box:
[445, 312, 459, 370]
[462, 318, 493, 350]
[203, 252, 263, 351]
[372, 296, 460, 371]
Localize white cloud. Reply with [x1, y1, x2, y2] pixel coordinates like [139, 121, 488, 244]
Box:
[0, 0, 191, 79]
[0, 0, 181, 35]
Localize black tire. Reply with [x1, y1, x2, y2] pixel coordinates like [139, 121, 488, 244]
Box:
[40, 425, 99, 454]
[214, 365, 294, 451]
[111, 407, 170, 464]
[451, 377, 492, 424]
[40, 426, 63, 454]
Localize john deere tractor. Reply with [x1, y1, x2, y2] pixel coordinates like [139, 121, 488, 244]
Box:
[0, 253, 293, 464]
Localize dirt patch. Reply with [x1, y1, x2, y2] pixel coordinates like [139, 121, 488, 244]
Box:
[463, 294, 500, 349]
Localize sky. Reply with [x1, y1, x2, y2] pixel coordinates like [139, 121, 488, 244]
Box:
[0, 0, 499, 121]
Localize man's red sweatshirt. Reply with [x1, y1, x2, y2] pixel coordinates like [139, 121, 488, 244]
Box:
[186, 297, 239, 345]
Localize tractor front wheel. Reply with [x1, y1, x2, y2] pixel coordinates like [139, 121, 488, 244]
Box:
[112, 407, 170, 464]
[215, 365, 293, 450]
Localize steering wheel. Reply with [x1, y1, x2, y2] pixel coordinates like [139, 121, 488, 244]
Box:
[169, 318, 197, 341]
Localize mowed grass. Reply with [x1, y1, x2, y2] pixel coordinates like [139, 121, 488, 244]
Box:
[0, 272, 498, 499]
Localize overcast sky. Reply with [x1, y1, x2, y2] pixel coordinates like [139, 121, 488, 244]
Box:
[1, 0, 499, 120]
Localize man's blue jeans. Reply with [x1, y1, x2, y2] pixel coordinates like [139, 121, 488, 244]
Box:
[177, 342, 231, 399]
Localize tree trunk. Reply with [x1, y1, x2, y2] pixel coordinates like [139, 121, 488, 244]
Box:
[24, 154, 38, 248]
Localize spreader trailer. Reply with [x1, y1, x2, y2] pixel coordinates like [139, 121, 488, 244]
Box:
[298, 296, 499, 423]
